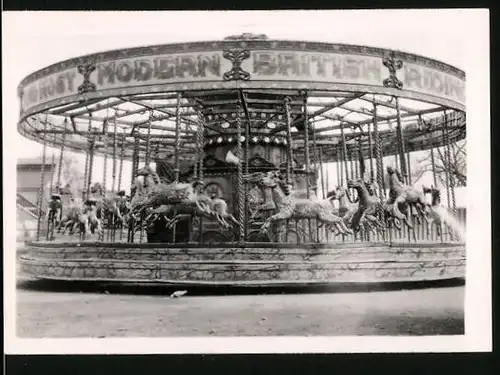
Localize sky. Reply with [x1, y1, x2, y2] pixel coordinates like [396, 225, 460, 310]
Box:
[2, 10, 485, 204]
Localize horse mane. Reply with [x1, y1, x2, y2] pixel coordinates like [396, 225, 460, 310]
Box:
[277, 179, 292, 196]
[431, 188, 441, 205]
[326, 189, 336, 199]
[394, 169, 404, 183]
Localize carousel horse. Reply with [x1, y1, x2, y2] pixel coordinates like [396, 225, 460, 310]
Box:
[143, 193, 239, 231]
[84, 199, 103, 236]
[45, 193, 63, 240]
[198, 194, 239, 229]
[361, 178, 403, 230]
[113, 190, 130, 228]
[130, 174, 238, 231]
[328, 185, 376, 234]
[136, 164, 161, 187]
[244, 171, 353, 236]
[247, 184, 269, 220]
[244, 171, 279, 220]
[129, 178, 209, 219]
[46, 194, 63, 226]
[89, 182, 124, 224]
[422, 185, 446, 237]
[58, 198, 91, 236]
[386, 166, 430, 229]
[327, 186, 357, 225]
[346, 179, 385, 234]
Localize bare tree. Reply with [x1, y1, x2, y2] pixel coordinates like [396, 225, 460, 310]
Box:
[55, 153, 86, 194]
[410, 140, 466, 187]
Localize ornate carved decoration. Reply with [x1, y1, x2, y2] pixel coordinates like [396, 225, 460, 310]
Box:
[382, 52, 404, 90]
[204, 182, 224, 199]
[224, 33, 269, 41]
[248, 155, 275, 169]
[77, 62, 97, 94]
[203, 154, 231, 169]
[19, 41, 463, 88]
[222, 49, 251, 81]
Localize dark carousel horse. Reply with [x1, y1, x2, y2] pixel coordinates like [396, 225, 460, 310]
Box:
[386, 166, 430, 229]
[46, 194, 63, 240]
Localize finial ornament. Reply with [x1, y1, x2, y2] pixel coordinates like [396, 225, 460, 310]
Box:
[77, 62, 97, 94]
[222, 50, 251, 81]
[382, 52, 403, 90]
[224, 33, 269, 40]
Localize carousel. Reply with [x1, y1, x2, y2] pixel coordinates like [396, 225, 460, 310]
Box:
[18, 33, 466, 286]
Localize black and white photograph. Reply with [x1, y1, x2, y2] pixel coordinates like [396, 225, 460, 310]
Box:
[3, 10, 491, 354]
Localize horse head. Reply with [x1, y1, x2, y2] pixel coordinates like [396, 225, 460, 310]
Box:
[326, 188, 337, 200]
[422, 185, 432, 195]
[346, 179, 367, 203]
[387, 166, 405, 185]
[242, 171, 279, 189]
[331, 186, 348, 201]
[133, 177, 144, 192]
[191, 180, 205, 194]
[136, 164, 155, 177]
[364, 179, 378, 196]
[347, 179, 364, 190]
[430, 187, 441, 206]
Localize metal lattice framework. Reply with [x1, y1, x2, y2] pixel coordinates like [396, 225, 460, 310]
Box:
[18, 90, 466, 165]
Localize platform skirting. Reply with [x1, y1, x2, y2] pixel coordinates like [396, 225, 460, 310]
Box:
[19, 241, 466, 286]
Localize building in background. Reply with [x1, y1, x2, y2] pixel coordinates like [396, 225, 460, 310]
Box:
[17, 158, 54, 241]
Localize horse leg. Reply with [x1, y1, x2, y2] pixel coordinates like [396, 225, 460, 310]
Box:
[261, 210, 292, 233]
[344, 210, 355, 226]
[418, 203, 430, 224]
[57, 219, 65, 233]
[66, 220, 75, 235]
[334, 221, 349, 236]
[144, 211, 155, 223]
[324, 223, 338, 236]
[409, 204, 421, 225]
[97, 219, 103, 238]
[323, 220, 342, 236]
[70, 220, 78, 235]
[83, 220, 91, 236]
[228, 214, 239, 226]
[165, 215, 181, 229]
[435, 216, 443, 237]
[364, 216, 378, 235]
[319, 211, 353, 236]
[195, 200, 210, 214]
[221, 214, 234, 228]
[394, 198, 413, 229]
[216, 214, 230, 229]
[338, 218, 354, 235]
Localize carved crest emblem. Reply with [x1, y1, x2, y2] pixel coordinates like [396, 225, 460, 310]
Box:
[222, 49, 251, 81]
[77, 63, 97, 94]
[382, 52, 404, 90]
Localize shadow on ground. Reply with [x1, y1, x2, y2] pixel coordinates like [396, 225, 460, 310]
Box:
[17, 277, 465, 297]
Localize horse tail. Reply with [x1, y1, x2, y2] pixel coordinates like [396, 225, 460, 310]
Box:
[152, 172, 161, 185]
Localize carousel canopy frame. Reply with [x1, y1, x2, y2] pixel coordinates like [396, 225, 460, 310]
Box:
[17, 35, 466, 163]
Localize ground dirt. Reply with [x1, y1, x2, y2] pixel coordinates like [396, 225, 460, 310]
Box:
[16, 279, 464, 338]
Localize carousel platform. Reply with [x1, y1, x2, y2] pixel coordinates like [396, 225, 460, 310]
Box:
[18, 241, 466, 286]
